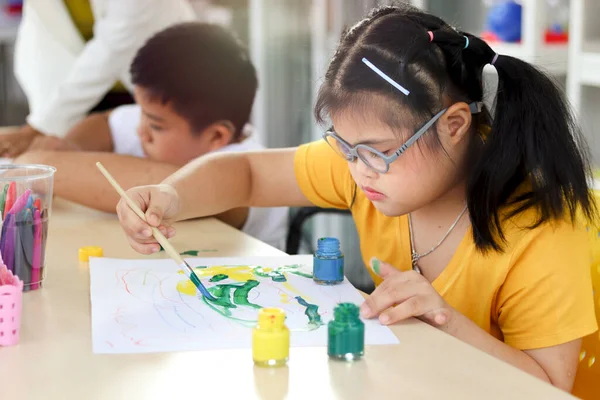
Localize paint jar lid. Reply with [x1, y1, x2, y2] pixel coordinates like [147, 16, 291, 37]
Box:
[257, 308, 286, 329]
[333, 303, 361, 323]
[317, 237, 341, 254]
[78, 246, 104, 262]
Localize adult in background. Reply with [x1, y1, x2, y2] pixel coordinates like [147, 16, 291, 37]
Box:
[0, 0, 196, 156]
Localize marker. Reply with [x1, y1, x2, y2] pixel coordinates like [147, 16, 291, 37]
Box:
[0, 183, 8, 219]
[31, 209, 42, 289]
[8, 189, 31, 215]
[19, 208, 34, 290]
[252, 308, 290, 367]
[328, 303, 365, 361]
[13, 211, 24, 287]
[4, 182, 16, 219]
[25, 195, 33, 210]
[0, 212, 11, 251]
[33, 198, 41, 211]
[2, 213, 16, 273]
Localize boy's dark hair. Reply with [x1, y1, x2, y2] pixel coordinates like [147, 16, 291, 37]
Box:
[130, 22, 257, 139]
[315, 3, 596, 251]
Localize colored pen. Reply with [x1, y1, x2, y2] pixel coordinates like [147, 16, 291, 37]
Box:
[40, 208, 48, 279]
[19, 208, 34, 290]
[31, 208, 42, 290]
[4, 181, 16, 219]
[3, 213, 16, 273]
[8, 189, 31, 215]
[14, 211, 24, 286]
[0, 183, 8, 220]
[0, 212, 10, 256]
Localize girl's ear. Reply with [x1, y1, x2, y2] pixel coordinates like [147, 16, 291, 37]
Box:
[437, 102, 472, 146]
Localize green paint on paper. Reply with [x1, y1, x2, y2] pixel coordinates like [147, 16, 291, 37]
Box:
[180, 250, 218, 256]
[178, 264, 321, 329]
[295, 296, 323, 330]
[253, 265, 312, 282]
[209, 274, 228, 282]
[254, 266, 287, 282]
[274, 264, 313, 279]
[143, 270, 150, 285]
[208, 279, 261, 309]
[159, 248, 218, 256]
[201, 280, 262, 327]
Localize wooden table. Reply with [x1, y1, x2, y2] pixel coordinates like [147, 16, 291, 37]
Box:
[0, 199, 576, 399]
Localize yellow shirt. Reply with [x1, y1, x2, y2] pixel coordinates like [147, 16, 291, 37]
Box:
[63, 0, 127, 92]
[294, 140, 597, 350]
[64, 0, 95, 41]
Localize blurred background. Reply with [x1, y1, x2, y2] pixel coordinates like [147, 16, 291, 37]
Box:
[1, 0, 598, 292]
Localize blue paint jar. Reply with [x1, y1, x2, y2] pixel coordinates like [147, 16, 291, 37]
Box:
[313, 237, 344, 285]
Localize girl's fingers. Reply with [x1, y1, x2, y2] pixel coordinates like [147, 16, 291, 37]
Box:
[361, 278, 421, 318]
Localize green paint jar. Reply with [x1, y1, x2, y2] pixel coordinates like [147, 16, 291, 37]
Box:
[328, 303, 364, 361]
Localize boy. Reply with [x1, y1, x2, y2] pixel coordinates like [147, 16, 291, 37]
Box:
[16, 22, 289, 250]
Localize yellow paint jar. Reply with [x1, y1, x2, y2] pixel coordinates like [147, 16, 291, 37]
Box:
[252, 308, 289, 367]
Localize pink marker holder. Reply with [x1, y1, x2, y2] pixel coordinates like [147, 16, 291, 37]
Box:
[0, 268, 24, 346]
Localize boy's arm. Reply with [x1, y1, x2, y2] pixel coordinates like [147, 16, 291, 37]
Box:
[63, 111, 115, 152]
[14, 151, 249, 229]
[0, 110, 115, 155]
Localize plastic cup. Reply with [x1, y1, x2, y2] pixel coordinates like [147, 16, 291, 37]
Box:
[0, 164, 56, 291]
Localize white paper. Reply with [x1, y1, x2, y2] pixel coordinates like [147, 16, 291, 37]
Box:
[89, 255, 398, 354]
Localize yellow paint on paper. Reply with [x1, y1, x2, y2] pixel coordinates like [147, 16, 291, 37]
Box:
[176, 265, 313, 302]
[177, 265, 254, 282]
[281, 281, 314, 302]
[177, 265, 255, 295]
[176, 279, 198, 296]
[280, 293, 291, 303]
[197, 266, 254, 282]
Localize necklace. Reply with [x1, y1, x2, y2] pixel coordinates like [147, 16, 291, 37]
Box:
[408, 204, 468, 274]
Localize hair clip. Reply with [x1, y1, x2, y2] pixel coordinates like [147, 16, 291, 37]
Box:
[361, 58, 410, 96]
[463, 36, 469, 49]
[427, 31, 434, 42]
[490, 53, 499, 65]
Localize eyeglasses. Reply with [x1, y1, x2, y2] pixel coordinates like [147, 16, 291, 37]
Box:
[323, 102, 482, 174]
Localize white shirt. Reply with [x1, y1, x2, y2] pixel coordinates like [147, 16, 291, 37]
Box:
[109, 104, 289, 251]
[15, 0, 196, 136]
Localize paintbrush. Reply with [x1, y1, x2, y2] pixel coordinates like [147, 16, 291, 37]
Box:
[95, 162, 216, 301]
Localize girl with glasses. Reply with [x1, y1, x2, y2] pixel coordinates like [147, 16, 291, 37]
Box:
[115, 4, 596, 392]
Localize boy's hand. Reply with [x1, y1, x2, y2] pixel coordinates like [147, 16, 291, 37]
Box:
[0, 124, 43, 157]
[360, 258, 456, 328]
[116, 184, 180, 254]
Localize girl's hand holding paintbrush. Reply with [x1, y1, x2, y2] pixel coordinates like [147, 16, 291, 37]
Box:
[101, 163, 215, 300]
[116, 184, 180, 254]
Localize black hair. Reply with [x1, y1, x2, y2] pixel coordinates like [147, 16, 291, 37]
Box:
[315, 3, 595, 251]
[130, 22, 257, 140]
